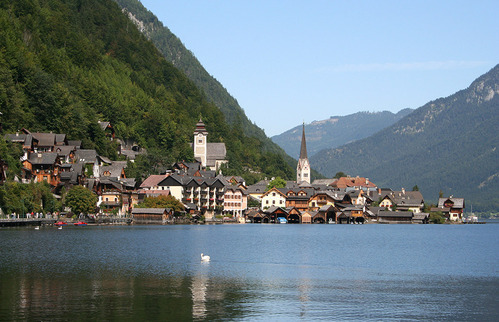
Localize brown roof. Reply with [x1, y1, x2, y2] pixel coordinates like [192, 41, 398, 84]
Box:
[332, 176, 377, 189]
[140, 174, 168, 188]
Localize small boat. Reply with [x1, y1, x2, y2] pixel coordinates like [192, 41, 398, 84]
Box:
[54, 221, 67, 226]
[34, 226, 40, 230]
[74, 221, 87, 226]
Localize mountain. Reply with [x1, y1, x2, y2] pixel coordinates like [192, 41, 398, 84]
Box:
[311, 65, 499, 212]
[113, 0, 292, 160]
[272, 109, 413, 159]
[0, 0, 293, 183]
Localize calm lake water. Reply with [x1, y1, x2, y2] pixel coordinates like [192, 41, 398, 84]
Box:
[1, 223, 498, 321]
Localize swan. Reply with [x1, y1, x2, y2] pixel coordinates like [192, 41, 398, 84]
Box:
[34, 226, 40, 230]
[201, 253, 210, 262]
[58, 226, 62, 230]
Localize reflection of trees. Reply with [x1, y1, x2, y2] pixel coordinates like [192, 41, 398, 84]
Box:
[0, 271, 254, 320]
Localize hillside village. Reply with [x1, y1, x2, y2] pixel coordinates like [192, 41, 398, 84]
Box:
[1, 117, 468, 225]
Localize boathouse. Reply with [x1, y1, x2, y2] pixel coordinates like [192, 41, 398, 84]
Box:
[377, 210, 413, 224]
[132, 208, 173, 224]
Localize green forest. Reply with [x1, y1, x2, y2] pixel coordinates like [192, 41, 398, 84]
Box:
[113, 0, 301, 170]
[0, 0, 295, 185]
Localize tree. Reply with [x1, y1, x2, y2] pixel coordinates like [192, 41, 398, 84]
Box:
[429, 211, 446, 224]
[266, 176, 286, 191]
[138, 195, 184, 212]
[65, 186, 98, 215]
[412, 185, 419, 191]
[334, 172, 346, 179]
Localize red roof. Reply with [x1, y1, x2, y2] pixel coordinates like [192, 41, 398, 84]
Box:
[139, 174, 168, 188]
[332, 177, 377, 189]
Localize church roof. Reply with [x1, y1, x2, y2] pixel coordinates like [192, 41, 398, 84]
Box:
[193, 119, 208, 135]
[299, 123, 308, 160]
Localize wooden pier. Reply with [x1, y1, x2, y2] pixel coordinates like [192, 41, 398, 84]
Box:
[0, 218, 57, 227]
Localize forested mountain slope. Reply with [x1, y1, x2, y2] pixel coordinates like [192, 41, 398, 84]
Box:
[311, 65, 499, 212]
[272, 109, 413, 158]
[0, 0, 293, 183]
[113, 0, 293, 161]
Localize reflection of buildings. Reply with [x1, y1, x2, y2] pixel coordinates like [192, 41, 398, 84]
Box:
[299, 278, 311, 318]
[191, 273, 209, 320]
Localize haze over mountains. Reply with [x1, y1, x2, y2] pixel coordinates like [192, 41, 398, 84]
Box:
[311, 65, 499, 212]
[272, 109, 413, 159]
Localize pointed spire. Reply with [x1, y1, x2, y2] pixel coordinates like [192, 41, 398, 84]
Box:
[299, 123, 308, 160]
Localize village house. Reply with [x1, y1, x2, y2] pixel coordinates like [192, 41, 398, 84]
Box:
[261, 187, 287, 209]
[285, 188, 314, 212]
[379, 188, 424, 213]
[433, 197, 466, 221]
[223, 186, 247, 218]
[330, 176, 378, 193]
[22, 152, 61, 186]
[155, 173, 227, 218]
[308, 191, 337, 211]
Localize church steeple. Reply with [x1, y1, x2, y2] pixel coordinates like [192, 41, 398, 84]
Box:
[297, 123, 310, 183]
[193, 118, 208, 167]
[299, 123, 308, 160]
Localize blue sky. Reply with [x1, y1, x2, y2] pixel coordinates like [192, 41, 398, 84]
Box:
[140, 0, 498, 136]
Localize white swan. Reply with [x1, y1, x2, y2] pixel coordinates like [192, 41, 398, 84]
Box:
[34, 226, 40, 230]
[201, 253, 210, 262]
[58, 226, 62, 230]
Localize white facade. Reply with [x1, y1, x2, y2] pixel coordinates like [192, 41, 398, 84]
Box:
[194, 133, 207, 167]
[261, 188, 286, 209]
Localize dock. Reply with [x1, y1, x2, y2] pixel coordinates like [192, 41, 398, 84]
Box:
[0, 218, 57, 227]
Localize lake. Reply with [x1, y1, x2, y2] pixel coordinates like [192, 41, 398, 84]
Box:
[1, 223, 498, 321]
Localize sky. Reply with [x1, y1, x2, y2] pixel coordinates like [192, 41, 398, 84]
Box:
[140, 0, 499, 137]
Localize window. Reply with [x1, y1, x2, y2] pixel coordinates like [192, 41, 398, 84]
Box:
[272, 200, 275, 204]
[272, 193, 275, 197]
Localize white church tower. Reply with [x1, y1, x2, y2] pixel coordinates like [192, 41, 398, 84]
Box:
[296, 123, 311, 183]
[193, 119, 208, 167]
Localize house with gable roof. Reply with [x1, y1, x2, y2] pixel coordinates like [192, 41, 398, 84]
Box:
[285, 187, 314, 212]
[434, 196, 465, 221]
[261, 187, 287, 210]
[22, 152, 61, 186]
[379, 188, 424, 213]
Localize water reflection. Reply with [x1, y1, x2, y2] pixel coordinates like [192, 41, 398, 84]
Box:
[191, 270, 209, 319]
[1, 225, 498, 320]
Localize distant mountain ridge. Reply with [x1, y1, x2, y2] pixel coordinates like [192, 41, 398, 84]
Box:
[310, 64, 499, 212]
[272, 109, 413, 158]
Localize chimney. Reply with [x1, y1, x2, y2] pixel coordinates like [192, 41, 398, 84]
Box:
[402, 188, 405, 195]
[366, 178, 369, 185]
